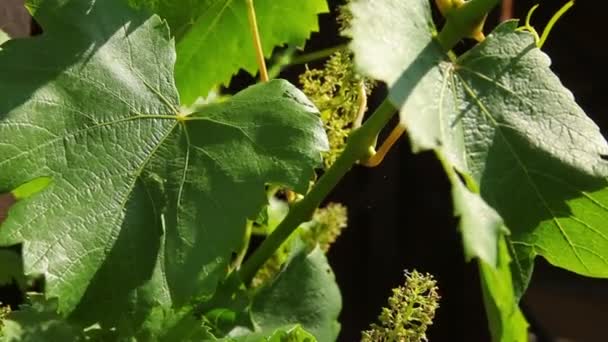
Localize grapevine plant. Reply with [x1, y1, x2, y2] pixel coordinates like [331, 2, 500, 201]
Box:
[0, 0, 604, 340]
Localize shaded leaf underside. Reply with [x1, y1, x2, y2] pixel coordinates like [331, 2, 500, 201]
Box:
[250, 244, 341, 341]
[454, 23, 608, 282]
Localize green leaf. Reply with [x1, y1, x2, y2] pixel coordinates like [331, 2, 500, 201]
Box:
[197, 273, 254, 336]
[1, 178, 51, 226]
[0, 295, 85, 341]
[129, 306, 214, 341]
[350, 0, 608, 293]
[0, 0, 326, 325]
[230, 325, 317, 342]
[479, 236, 529, 342]
[508, 241, 535, 299]
[0, 294, 212, 341]
[264, 325, 316, 342]
[192, 244, 333, 341]
[454, 22, 608, 286]
[448, 158, 504, 265]
[349, 0, 503, 268]
[249, 243, 341, 342]
[130, 0, 329, 104]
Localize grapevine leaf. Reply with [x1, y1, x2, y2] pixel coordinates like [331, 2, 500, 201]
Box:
[130, 0, 329, 104]
[249, 243, 341, 342]
[0, 295, 85, 341]
[454, 23, 608, 286]
[349, 0, 503, 267]
[0, 0, 326, 323]
[509, 241, 535, 299]
[263, 325, 316, 342]
[0, 177, 51, 226]
[229, 325, 317, 342]
[197, 273, 254, 336]
[349, 0, 444, 152]
[197, 243, 334, 341]
[451, 170, 504, 265]
[350, 0, 608, 293]
[0, 295, 211, 341]
[479, 236, 529, 342]
[127, 306, 214, 341]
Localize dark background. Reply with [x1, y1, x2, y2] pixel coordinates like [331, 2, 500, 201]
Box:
[1, 1, 606, 341]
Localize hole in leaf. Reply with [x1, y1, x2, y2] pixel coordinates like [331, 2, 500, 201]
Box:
[0, 193, 17, 225]
[454, 169, 468, 186]
[0, 177, 53, 225]
[274, 189, 290, 201]
[453, 168, 480, 193]
[600, 154, 608, 161]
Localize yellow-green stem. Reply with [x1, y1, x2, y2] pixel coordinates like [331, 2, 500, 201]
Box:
[361, 123, 405, 168]
[538, 0, 575, 48]
[437, 0, 499, 51]
[239, 0, 501, 284]
[231, 220, 253, 270]
[291, 44, 349, 65]
[246, 0, 269, 82]
[239, 99, 397, 283]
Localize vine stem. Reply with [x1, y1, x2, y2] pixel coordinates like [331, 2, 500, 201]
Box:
[437, 0, 499, 51]
[231, 220, 253, 270]
[239, 0, 500, 284]
[268, 44, 349, 79]
[360, 124, 406, 167]
[246, 0, 269, 82]
[500, 0, 513, 21]
[353, 82, 368, 129]
[239, 99, 397, 283]
[290, 44, 348, 65]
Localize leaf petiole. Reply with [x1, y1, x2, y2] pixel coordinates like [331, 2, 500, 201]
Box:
[246, 0, 269, 82]
[268, 44, 349, 79]
[290, 44, 349, 66]
[436, 0, 499, 51]
[360, 123, 405, 168]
